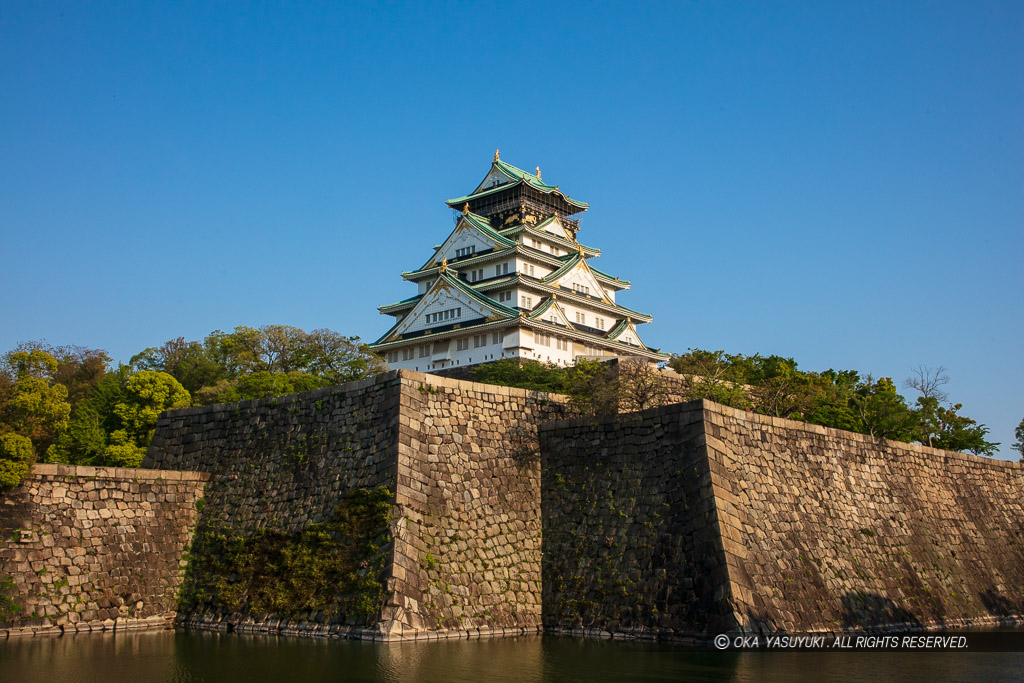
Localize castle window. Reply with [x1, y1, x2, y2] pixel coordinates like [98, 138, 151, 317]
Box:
[419, 345, 430, 358]
[556, 338, 568, 351]
[402, 348, 414, 361]
[535, 332, 551, 347]
[575, 312, 586, 325]
[387, 351, 399, 363]
[521, 296, 533, 309]
[456, 338, 469, 351]
[492, 331, 504, 344]
[596, 317, 605, 330]
[473, 335, 486, 348]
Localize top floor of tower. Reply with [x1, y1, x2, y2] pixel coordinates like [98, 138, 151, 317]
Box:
[445, 150, 589, 234]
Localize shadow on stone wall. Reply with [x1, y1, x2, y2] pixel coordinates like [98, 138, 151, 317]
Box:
[979, 589, 1024, 618]
[841, 592, 921, 630]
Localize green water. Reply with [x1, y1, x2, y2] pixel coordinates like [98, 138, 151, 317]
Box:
[1, 631, 1022, 682]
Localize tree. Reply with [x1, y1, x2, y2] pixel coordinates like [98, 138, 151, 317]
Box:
[113, 371, 190, 435]
[850, 376, 916, 441]
[745, 355, 813, 419]
[615, 357, 669, 413]
[1012, 418, 1024, 460]
[667, 349, 752, 409]
[903, 364, 950, 403]
[802, 369, 862, 433]
[469, 358, 570, 394]
[205, 325, 306, 375]
[3, 349, 71, 456]
[46, 364, 130, 465]
[7, 341, 111, 408]
[564, 359, 620, 417]
[0, 433, 34, 489]
[193, 370, 331, 406]
[298, 329, 387, 384]
[48, 364, 202, 466]
[131, 337, 225, 394]
[914, 397, 998, 456]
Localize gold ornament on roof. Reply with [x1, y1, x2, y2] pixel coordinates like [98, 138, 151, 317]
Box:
[462, 203, 470, 215]
[494, 148, 500, 161]
[440, 258, 448, 273]
[535, 166, 541, 179]
[577, 244, 585, 256]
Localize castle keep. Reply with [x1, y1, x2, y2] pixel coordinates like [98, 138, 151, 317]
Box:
[369, 152, 668, 372]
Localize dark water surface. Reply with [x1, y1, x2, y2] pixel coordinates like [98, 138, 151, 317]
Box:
[2, 630, 1023, 682]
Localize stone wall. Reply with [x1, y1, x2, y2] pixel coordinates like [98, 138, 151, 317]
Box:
[539, 399, 1024, 638]
[539, 403, 734, 639]
[0, 464, 207, 637]
[143, 372, 402, 637]
[705, 402, 1024, 634]
[143, 370, 567, 640]
[388, 373, 566, 637]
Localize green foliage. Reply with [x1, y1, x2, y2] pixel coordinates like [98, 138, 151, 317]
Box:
[563, 359, 621, 417]
[194, 371, 330, 406]
[469, 358, 571, 393]
[668, 348, 999, 455]
[45, 365, 131, 465]
[99, 371, 190, 465]
[132, 337, 225, 394]
[0, 576, 23, 620]
[180, 487, 393, 622]
[0, 433, 34, 489]
[667, 349, 752, 409]
[4, 349, 71, 456]
[103, 430, 146, 467]
[1013, 418, 1024, 460]
[914, 397, 998, 456]
[422, 552, 437, 570]
[850, 376, 916, 441]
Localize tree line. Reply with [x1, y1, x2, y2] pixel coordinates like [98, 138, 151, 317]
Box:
[0, 326, 384, 487]
[472, 351, 1016, 460]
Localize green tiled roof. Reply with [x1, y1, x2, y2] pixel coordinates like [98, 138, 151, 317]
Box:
[541, 253, 585, 285]
[446, 159, 589, 209]
[442, 270, 521, 318]
[589, 265, 630, 285]
[463, 212, 516, 247]
[527, 297, 558, 320]
[605, 318, 631, 340]
[499, 220, 600, 256]
[371, 271, 519, 346]
[379, 293, 423, 313]
[523, 318, 668, 360]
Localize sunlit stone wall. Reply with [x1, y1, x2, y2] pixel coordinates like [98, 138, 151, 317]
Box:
[0, 464, 207, 637]
[540, 400, 1024, 638]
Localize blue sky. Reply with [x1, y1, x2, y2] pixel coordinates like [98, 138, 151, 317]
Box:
[1, 2, 1021, 456]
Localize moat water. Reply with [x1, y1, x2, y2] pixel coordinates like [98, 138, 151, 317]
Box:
[2, 631, 1023, 682]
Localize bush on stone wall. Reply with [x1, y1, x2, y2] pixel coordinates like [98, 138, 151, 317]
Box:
[179, 486, 393, 622]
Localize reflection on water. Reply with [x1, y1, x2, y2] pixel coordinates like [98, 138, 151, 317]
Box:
[1, 631, 1023, 682]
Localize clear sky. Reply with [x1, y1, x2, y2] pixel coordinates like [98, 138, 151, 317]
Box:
[1, 2, 1021, 456]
